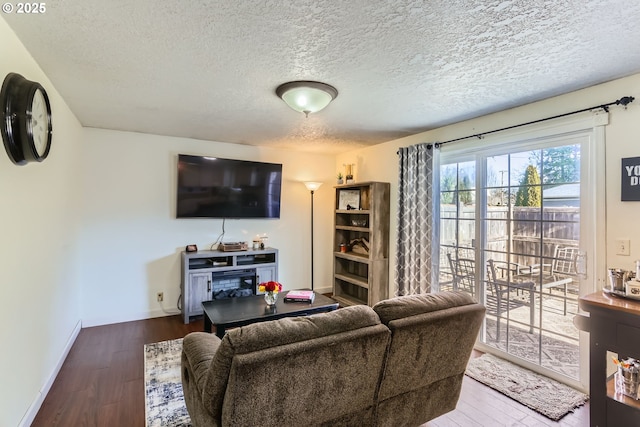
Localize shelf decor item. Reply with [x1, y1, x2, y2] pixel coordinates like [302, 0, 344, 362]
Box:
[259, 281, 283, 306]
[338, 189, 360, 210]
[344, 163, 355, 184]
[350, 218, 367, 227]
[613, 356, 640, 399]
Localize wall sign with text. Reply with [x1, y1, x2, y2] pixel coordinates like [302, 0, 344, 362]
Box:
[622, 156, 640, 201]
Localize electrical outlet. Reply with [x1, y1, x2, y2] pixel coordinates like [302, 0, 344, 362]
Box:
[616, 239, 631, 256]
[157, 292, 164, 302]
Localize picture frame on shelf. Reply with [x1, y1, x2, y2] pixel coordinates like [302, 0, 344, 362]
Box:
[338, 189, 360, 210]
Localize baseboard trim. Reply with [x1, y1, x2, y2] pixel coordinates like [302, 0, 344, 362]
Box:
[19, 319, 82, 427]
[82, 308, 181, 328]
[314, 286, 332, 295]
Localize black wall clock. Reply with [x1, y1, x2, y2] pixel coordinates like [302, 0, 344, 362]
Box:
[0, 72, 52, 165]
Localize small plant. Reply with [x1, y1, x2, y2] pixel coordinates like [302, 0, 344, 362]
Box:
[337, 172, 343, 179]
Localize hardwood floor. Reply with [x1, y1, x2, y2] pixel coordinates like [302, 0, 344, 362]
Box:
[32, 315, 589, 426]
[31, 315, 203, 427]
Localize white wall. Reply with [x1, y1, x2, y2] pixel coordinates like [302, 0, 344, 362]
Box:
[0, 18, 84, 427]
[79, 128, 336, 326]
[337, 73, 640, 296]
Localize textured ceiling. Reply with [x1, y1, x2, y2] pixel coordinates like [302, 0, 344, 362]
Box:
[4, 0, 640, 153]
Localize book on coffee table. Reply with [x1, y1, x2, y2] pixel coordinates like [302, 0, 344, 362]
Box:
[284, 290, 315, 303]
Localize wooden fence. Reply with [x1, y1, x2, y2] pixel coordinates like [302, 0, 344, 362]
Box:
[441, 205, 579, 266]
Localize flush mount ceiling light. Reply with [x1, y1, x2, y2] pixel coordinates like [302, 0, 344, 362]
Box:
[276, 81, 338, 117]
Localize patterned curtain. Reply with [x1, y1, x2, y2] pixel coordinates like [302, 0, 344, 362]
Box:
[395, 143, 440, 295]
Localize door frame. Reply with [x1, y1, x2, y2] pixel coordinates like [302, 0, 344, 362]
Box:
[438, 111, 608, 392]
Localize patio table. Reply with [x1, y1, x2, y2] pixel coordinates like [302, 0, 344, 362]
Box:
[493, 265, 573, 335]
[513, 271, 573, 315]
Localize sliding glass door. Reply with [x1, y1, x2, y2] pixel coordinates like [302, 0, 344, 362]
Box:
[436, 120, 603, 391]
[482, 142, 582, 379]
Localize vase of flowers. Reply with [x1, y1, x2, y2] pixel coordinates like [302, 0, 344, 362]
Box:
[259, 281, 283, 306]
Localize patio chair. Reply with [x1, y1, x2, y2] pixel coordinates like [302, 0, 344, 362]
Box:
[529, 246, 578, 276]
[447, 253, 476, 297]
[486, 259, 535, 340]
[490, 259, 531, 297]
[437, 249, 455, 291]
[527, 245, 578, 315]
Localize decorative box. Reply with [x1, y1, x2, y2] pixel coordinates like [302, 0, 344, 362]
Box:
[626, 281, 640, 298]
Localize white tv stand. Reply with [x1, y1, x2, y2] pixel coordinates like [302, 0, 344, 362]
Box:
[180, 248, 278, 324]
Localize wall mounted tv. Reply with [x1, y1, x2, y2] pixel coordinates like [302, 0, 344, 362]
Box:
[176, 154, 282, 219]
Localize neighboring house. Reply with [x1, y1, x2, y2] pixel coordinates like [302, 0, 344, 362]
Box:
[543, 183, 580, 207]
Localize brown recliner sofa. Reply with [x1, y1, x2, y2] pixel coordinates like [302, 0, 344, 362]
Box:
[181, 291, 485, 427]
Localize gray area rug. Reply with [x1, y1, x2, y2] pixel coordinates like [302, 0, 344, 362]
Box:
[144, 338, 192, 427]
[465, 353, 589, 421]
[484, 291, 580, 379]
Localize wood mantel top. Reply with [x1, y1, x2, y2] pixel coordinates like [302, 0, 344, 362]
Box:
[580, 291, 640, 316]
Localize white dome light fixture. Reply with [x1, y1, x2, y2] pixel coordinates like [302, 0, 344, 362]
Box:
[276, 81, 338, 117]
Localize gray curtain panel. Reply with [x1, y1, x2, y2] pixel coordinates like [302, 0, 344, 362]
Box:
[395, 143, 440, 295]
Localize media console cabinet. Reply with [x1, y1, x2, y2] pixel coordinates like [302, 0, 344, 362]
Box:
[181, 248, 278, 324]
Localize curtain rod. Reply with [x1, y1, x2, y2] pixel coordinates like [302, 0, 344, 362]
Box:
[398, 95, 634, 152]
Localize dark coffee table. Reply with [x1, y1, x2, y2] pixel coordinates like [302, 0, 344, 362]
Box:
[202, 291, 339, 338]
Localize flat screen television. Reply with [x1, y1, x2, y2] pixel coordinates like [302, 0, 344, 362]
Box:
[176, 154, 282, 219]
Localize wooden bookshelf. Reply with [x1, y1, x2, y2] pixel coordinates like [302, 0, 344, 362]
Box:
[332, 182, 389, 306]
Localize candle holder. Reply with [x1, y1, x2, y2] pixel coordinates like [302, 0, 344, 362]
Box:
[344, 163, 355, 184]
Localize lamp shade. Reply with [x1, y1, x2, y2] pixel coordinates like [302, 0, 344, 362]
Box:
[276, 81, 338, 116]
[304, 181, 323, 192]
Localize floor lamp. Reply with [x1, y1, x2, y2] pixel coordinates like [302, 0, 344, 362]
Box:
[303, 182, 322, 290]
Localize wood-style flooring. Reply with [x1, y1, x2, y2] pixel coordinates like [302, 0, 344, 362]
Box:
[31, 315, 203, 426]
[426, 351, 589, 426]
[31, 315, 589, 426]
